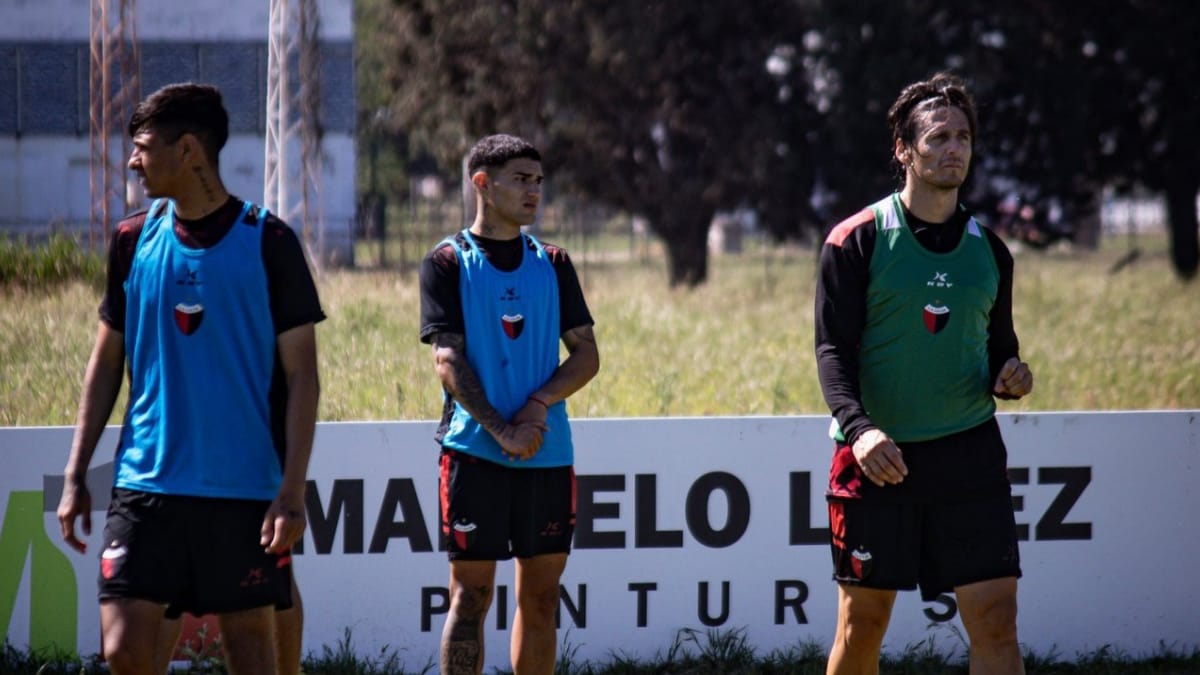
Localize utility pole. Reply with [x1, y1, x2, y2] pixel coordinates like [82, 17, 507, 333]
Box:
[265, 0, 327, 272]
[88, 0, 138, 248]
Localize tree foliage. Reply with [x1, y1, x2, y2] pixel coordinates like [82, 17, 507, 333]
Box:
[364, 0, 1200, 284]
[380, 0, 809, 286]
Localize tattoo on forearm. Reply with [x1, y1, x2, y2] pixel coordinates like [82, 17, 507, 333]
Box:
[435, 333, 506, 433]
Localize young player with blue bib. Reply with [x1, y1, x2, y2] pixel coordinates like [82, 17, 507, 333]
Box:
[57, 83, 323, 675]
[419, 134, 599, 675]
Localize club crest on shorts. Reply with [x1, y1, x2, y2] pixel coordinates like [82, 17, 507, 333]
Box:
[452, 519, 478, 550]
[923, 303, 950, 334]
[851, 547, 873, 579]
[174, 302, 204, 335]
[501, 314, 524, 339]
[101, 541, 128, 580]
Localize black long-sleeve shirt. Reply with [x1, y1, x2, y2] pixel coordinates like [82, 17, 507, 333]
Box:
[814, 203, 1020, 447]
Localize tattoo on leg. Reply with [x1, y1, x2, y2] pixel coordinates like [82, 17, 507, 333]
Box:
[442, 616, 481, 675]
[441, 583, 491, 675]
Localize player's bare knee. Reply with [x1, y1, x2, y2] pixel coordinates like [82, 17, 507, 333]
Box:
[517, 584, 560, 624]
[450, 583, 494, 620]
[841, 591, 893, 625]
[103, 639, 156, 675]
[840, 613, 890, 646]
[962, 594, 1018, 644]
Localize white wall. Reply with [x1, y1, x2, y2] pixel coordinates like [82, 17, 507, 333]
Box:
[2, 412, 1197, 669]
[0, 137, 94, 230]
[0, 135, 355, 258]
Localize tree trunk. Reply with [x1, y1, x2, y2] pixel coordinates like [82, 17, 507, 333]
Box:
[1165, 175, 1199, 281]
[658, 210, 712, 288]
[1069, 180, 1102, 250]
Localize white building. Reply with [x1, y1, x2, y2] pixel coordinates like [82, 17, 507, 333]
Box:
[0, 0, 356, 263]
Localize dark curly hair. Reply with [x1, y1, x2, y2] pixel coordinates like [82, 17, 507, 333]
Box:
[466, 134, 541, 176]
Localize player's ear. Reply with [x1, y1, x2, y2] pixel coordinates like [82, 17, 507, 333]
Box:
[894, 138, 909, 165]
[471, 170, 488, 192]
[177, 133, 204, 165]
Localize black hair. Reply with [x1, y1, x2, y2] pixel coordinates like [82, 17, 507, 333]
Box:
[466, 134, 541, 176]
[886, 72, 978, 170]
[128, 83, 230, 164]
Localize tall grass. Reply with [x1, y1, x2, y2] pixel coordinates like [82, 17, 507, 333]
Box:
[2, 233, 1198, 427]
[0, 234, 105, 290]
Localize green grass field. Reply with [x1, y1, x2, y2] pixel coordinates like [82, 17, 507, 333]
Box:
[2, 231, 1197, 427]
[1, 231, 1198, 674]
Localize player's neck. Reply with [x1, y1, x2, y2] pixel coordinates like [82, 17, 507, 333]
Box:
[470, 212, 523, 241]
[899, 182, 958, 224]
[172, 169, 230, 221]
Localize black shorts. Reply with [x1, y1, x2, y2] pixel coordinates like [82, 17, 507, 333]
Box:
[439, 449, 576, 560]
[828, 494, 1022, 601]
[828, 418, 1013, 502]
[99, 488, 293, 618]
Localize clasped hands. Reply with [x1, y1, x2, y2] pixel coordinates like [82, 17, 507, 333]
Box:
[495, 397, 551, 461]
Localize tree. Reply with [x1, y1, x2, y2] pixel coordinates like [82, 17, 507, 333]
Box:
[955, 0, 1198, 275]
[1095, 0, 1200, 278]
[797, 0, 1198, 277]
[364, 0, 1199, 282]
[379, 0, 809, 286]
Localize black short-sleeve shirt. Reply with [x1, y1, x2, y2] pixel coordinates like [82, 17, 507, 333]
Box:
[100, 196, 326, 334]
[418, 231, 594, 343]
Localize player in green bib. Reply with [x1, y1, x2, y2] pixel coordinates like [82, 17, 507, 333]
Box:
[815, 74, 1033, 674]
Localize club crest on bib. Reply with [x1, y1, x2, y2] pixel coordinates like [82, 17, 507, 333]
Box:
[923, 303, 950, 334]
[502, 313, 525, 339]
[174, 302, 205, 335]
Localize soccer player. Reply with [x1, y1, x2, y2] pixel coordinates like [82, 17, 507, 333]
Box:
[814, 73, 1033, 675]
[56, 82, 323, 675]
[418, 134, 599, 675]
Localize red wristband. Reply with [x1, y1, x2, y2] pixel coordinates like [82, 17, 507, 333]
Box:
[529, 395, 550, 409]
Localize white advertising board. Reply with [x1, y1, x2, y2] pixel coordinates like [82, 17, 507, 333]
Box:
[1, 412, 1197, 669]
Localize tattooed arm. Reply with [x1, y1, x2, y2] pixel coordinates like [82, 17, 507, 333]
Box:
[507, 324, 599, 460]
[527, 324, 599, 406]
[431, 331, 546, 458]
